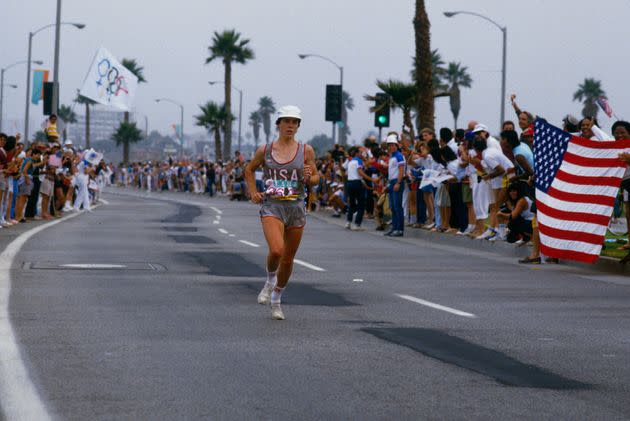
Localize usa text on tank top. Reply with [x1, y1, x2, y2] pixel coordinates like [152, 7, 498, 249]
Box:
[263, 141, 305, 202]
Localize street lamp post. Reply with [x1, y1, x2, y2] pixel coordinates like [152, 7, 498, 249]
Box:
[208, 81, 243, 153]
[155, 98, 184, 158]
[52, 0, 62, 116]
[24, 22, 85, 142]
[444, 11, 507, 129]
[1, 60, 43, 132]
[298, 53, 344, 145]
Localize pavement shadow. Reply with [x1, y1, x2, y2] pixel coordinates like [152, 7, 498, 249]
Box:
[362, 327, 592, 390]
[161, 204, 202, 223]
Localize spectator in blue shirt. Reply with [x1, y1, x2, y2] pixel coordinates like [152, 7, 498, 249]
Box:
[385, 134, 405, 237]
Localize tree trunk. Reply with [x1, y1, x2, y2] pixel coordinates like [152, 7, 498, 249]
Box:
[583, 101, 598, 119]
[123, 111, 130, 164]
[224, 60, 232, 160]
[85, 103, 90, 149]
[214, 128, 222, 162]
[414, 0, 434, 130]
[123, 141, 130, 164]
[403, 108, 415, 141]
[449, 85, 461, 131]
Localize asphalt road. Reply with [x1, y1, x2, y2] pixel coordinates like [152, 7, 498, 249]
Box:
[3, 188, 630, 420]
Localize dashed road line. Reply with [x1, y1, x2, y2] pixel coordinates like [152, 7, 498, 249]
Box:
[294, 259, 326, 272]
[210, 206, 222, 215]
[353, 278, 364, 282]
[218, 228, 228, 234]
[395, 294, 477, 318]
[213, 221, 220, 225]
[239, 240, 260, 248]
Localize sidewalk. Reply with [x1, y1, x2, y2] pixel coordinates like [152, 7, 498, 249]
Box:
[308, 207, 630, 276]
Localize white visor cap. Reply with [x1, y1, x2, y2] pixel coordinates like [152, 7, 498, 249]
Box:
[277, 105, 302, 121]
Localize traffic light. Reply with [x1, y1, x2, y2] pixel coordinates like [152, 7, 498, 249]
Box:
[43, 82, 54, 116]
[374, 93, 390, 128]
[325, 84, 342, 122]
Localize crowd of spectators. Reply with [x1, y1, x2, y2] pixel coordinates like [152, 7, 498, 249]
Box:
[0, 114, 112, 228]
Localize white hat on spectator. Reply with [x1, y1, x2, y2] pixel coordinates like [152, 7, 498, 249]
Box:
[385, 134, 399, 144]
[64, 139, 73, 146]
[472, 123, 489, 133]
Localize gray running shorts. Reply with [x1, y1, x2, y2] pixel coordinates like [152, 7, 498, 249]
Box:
[260, 202, 306, 229]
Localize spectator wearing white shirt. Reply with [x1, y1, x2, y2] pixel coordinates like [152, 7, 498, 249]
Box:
[439, 127, 458, 155]
[474, 137, 515, 240]
[342, 146, 371, 231]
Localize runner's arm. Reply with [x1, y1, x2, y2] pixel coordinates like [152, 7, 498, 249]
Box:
[304, 145, 320, 186]
[244, 145, 265, 201]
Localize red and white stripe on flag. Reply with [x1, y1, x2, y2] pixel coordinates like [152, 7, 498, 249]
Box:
[537, 135, 630, 263]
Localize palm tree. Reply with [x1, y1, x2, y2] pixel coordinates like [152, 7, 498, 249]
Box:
[573, 78, 605, 119]
[121, 58, 147, 123]
[206, 29, 255, 159]
[365, 80, 417, 139]
[339, 90, 354, 146]
[249, 111, 262, 148]
[413, 0, 434, 130]
[258, 96, 276, 144]
[195, 101, 232, 162]
[75, 93, 97, 148]
[412, 49, 446, 93]
[444, 62, 473, 130]
[57, 104, 77, 141]
[112, 121, 143, 164]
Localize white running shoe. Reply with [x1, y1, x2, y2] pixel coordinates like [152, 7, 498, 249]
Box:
[257, 284, 273, 305]
[344, 222, 351, 230]
[271, 303, 285, 320]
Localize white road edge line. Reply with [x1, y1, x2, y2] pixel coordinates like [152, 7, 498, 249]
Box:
[210, 206, 223, 215]
[395, 294, 477, 318]
[0, 211, 86, 421]
[98, 198, 110, 205]
[239, 240, 260, 248]
[218, 228, 228, 234]
[294, 259, 326, 272]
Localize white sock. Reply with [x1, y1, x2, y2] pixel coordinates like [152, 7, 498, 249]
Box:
[265, 270, 277, 288]
[271, 286, 284, 304]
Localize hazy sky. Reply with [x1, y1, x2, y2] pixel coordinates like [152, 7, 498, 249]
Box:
[2, 0, 629, 146]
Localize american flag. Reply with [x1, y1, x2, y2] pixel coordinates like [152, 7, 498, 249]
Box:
[534, 118, 630, 263]
[596, 97, 614, 118]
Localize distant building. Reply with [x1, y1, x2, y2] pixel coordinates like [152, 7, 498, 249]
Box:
[68, 107, 132, 147]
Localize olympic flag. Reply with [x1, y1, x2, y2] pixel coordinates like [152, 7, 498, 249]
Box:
[79, 47, 138, 111]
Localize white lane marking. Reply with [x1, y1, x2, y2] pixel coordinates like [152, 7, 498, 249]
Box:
[60, 264, 126, 269]
[213, 221, 220, 225]
[239, 240, 260, 248]
[353, 278, 364, 282]
[215, 215, 221, 220]
[98, 198, 110, 205]
[395, 294, 477, 318]
[293, 259, 326, 272]
[210, 206, 222, 215]
[0, 212, 85, 420]
[229, 234, 236, 237]
[218, 228, 228, 234]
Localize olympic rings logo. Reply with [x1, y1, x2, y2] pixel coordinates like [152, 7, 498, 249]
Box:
[95, 58, 129, 101]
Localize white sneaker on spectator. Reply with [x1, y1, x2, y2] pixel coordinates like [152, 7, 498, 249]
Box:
[476, 228, 495, 240]
[62, 202, 72, 212]
[352, 224, 365, 231]
[344, 222, 351, 230]
[423, 222, 435, 229]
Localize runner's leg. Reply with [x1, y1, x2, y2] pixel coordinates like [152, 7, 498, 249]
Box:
[276, 227, 304, 289]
